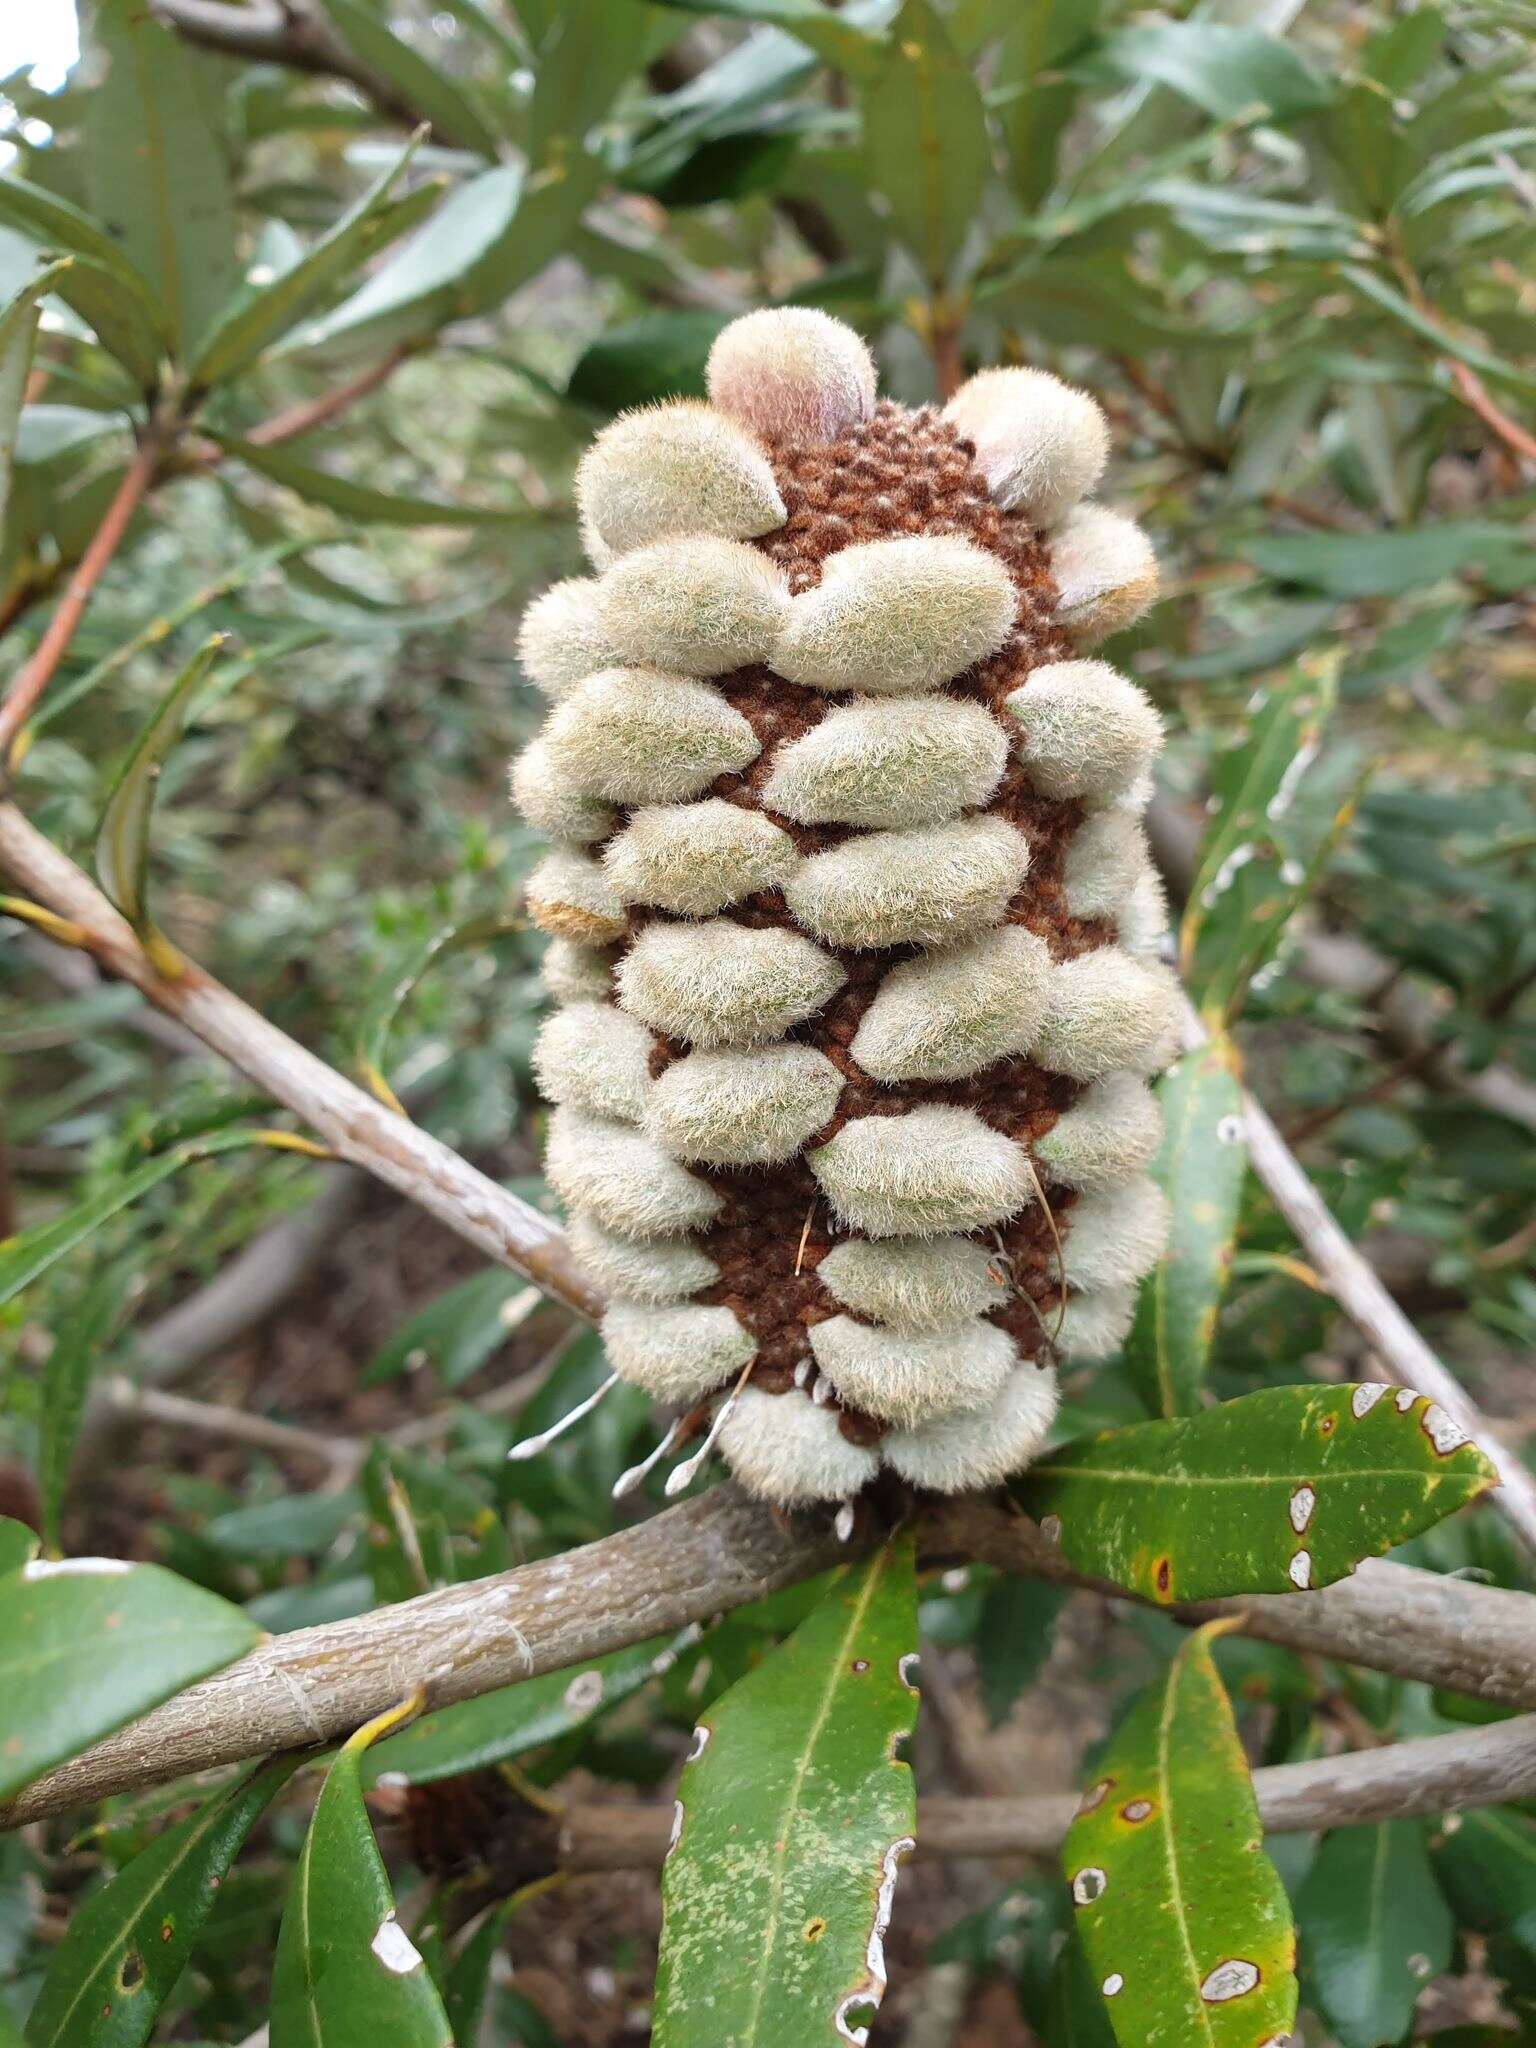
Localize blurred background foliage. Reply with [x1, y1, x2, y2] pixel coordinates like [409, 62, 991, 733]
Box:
[0, 0, 1533, 2040]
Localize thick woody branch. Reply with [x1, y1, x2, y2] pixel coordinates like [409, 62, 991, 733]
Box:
[561, 1712, 1536, 1864]
[8, 1489, 1536, 1828]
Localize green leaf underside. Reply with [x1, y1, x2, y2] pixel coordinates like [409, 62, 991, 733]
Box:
[1061, 1624, 1297, 2048]
[1296, 1821, 1452, 2048]
[83, 0, 240, 359]
[94, 635, 224, 933]
[1015, 1383, 1495, 1604]
[363, 1629, 694, 1785]
[27, 1759, 296, 2048]
[1125, 1034, 1247, 1419]
[0, 261, 74, 545]
[0, 1562, 260, 1802]
[270, 1712, 453, 2047]
[861, 0, 990, 288]
[652, 1535, 919, 2048]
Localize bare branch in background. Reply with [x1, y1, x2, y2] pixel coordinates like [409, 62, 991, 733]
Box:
[9, 1487, 1536, 1827]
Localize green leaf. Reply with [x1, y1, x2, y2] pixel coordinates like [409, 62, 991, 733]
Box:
[652, 1535, 919, 2048]
[295, 163, 521, 354]
[1015, 1383, 1497, 1605]
[1179, 648, 1341, 1021]
[1087, 22, 1334, 123]
[210, 432, 527, 527]
[0, 1129, 270, 1311]
[363, 1629, 698, 1786]
[656, 0, 887, 75]
[354, 910, 524, 1110]
[315, 0, 503, 156]
[0, 1560, 260, 1803]
[567, 310, 728, 412]
[94, 634, 225, 941]
[0, 1519, 37, 1576]
[188, 131, 429, 387]
[525, 0, 653, 166]
[0, 178, 151, 286]
[1124, 1035, 1247, 1418]
[1060, 1623, 1297, 2048]
[1433, 1807, 1536, 1980]
[37, 1268, 124, 1555]
[26, 1758, 297, 2048]
[976, 1576, 1066, 1727]
[270, 1700, 455, 2047]
[82, 0, 240, 359]
[365, 1269, 527, 1390]
[861, 0, 991, 288]
[1296, 1822, 1452, 2048]
[0, 260, 71, 547]
[1044, 1929, 1119, 2047]
[46, 254, 169, 393]
[1240, 521, 1536, 599]
[994, 0, 1097, 209]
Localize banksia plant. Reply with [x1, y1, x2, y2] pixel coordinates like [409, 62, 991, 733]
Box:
[512, 308, 1178, 1511]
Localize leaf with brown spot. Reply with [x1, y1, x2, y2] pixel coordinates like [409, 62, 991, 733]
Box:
[1015, 1382, 1495, 1603]
[1061, 1624, 1297, 2048]
[28, 1758, 296, 2048]
[652, 1533, 918, 2048]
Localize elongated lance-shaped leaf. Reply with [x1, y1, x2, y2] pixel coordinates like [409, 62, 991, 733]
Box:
[188, 130, 431, 388]
[1296, 1820, 1452, 2048]
[45, 254, 167, 394]
[27, 1757, 298, 2048]
[270, 1697, 454, 2048]
[861, 0, 991, 288]
[653, 1533, 919, 2048]
[655, 0, 888, 74]
[0, 1127, 283, 1311]
[1180, 647, 1340, 1023]
[211, 431, 529, 528]
[0, 259, 73, 547]
[363, 1626, 702, 1786]
[316, 0, 502, 156]
[1015, 1383, 1496, 1604]
[94, 634, 225, 944]
[354, 909, 524, 1109]
[38, 1266, 126, 1555]
[82, 0, 240, 360]
[1061, 1623, 1297, 2048]
[0, 1560, 261, 1802]
[1125, 1033, 1247, 1418]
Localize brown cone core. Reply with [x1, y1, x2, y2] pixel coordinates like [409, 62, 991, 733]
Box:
[598, 400, 1117, 1438]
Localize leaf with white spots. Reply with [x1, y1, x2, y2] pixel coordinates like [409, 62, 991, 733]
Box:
[0, 1562, 261, 1803]
[1296, 1820, 1452, 2048]
[28, 1757, 297, 2048]
[1014, 1383, 1495, 1604]
[270, 1698, 453, 2048]
[1125, 1032, 1248, 1418]
[1179, 647, 1344, 1024]
[652, 1534, 919, 2048]
[1060, 1623, 1297, 2048]
[361, 1626, 701, 1786]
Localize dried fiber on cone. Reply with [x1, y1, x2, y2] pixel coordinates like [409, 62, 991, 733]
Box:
[513, 309, 1175, 1507]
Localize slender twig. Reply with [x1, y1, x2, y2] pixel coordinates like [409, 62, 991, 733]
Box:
[96, 1378, 355, 1474]
[244, 342, 419, 449]
[561, 1713, 1536, 1864]
[0, 409, 175, 763]
[9, 1486, 1536, 1827]
[1446, 358, 1536, 465]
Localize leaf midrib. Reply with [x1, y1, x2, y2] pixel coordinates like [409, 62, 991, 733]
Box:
[1153, 1660, 1219, 2048]
[737, 1550, 889, 2048]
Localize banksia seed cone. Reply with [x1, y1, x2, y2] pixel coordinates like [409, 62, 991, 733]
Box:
[514, 308, 1177, 1508]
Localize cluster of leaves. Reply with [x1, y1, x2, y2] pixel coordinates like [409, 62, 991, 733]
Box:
[1, 0, 1533, 2043]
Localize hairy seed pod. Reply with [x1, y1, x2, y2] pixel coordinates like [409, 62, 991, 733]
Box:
[513, 310, 1171, 1505]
